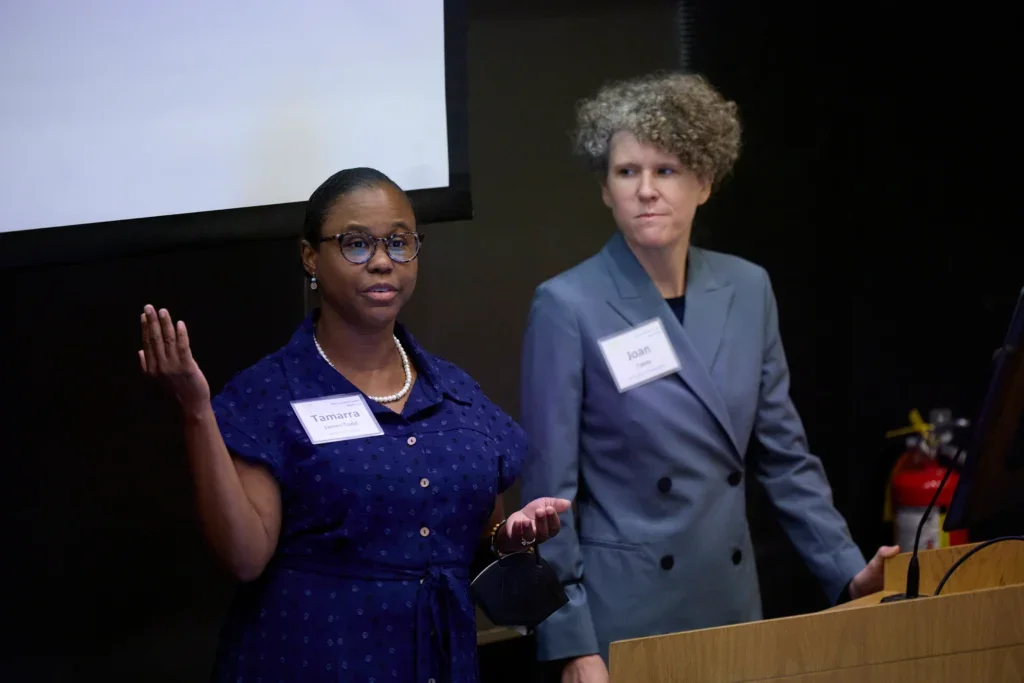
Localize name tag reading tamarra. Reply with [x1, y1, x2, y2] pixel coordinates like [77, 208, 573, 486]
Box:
[598, 318, 682, 393]
[290, 393, 384, 444]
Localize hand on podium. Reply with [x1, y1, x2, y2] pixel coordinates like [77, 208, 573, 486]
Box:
[849, 545, 900, 599]
[562, 654, 609, 683]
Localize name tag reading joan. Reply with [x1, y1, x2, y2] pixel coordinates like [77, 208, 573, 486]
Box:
[598, 318, 682, 393]
[290, 393, 384, 445]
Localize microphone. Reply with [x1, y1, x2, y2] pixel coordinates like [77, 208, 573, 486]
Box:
[880, 452, 959, 603]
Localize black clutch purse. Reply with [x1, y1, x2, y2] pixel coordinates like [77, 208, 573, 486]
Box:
[470, 550, 569, 631]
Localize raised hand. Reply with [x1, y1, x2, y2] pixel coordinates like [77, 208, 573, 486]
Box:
[139, 305, 210, 412]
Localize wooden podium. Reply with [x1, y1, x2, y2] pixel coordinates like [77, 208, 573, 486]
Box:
[608, 542, 1024, 682]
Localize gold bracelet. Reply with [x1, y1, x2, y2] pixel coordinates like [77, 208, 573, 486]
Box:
[489, 519, 505, 556]
[489, 518, 535, 557]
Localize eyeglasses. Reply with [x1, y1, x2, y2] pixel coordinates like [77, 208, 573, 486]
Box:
[320, 231, 424, 265]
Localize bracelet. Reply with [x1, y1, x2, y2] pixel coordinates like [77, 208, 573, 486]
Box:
[489, 518, 535, 557]
[489, 519, 504, 556]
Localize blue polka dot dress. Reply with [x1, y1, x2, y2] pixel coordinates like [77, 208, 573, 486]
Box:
[207, 312, 526, 682]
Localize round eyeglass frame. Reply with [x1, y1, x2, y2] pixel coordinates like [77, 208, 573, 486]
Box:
[319, 231, 425, 265]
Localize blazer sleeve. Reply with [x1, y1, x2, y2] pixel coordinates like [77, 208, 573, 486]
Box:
[518, 283, 601, 661]
[752, 269, 867, 604]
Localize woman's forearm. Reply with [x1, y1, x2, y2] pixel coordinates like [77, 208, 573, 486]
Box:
[183, 402, 281, 581]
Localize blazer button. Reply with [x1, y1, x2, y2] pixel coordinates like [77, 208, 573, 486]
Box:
[727, 471, 742, 487]
[657, 477, 672, 493]
[660, 555, 674, 570]
[732, 549, 743, 565]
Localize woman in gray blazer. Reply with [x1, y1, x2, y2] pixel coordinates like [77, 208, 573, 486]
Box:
[518, 72, 897, 682]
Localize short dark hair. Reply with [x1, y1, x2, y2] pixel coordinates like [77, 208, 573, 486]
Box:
[302, 167, 406, 247]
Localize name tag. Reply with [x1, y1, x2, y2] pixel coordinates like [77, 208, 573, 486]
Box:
[290, 393, 384, 445]
[598, 318, 681, 393]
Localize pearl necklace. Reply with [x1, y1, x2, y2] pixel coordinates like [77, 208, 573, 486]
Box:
[313, 333, 412, 404]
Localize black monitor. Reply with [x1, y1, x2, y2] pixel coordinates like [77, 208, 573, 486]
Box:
[944, 287, 1024, 532]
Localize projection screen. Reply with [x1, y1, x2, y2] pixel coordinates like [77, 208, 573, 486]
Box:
[0, 0, 469, 268]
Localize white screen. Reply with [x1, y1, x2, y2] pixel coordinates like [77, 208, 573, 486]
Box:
[0, 1, 449, 234]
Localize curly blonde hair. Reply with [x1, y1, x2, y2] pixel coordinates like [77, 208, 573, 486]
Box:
[573, 71, 742, 187]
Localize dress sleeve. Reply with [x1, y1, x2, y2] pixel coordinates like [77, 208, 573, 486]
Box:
[210, 366, 288, 482]
[495, 418, 528, 495]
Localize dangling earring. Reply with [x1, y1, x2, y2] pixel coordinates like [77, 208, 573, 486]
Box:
[310, 275, 318, 291]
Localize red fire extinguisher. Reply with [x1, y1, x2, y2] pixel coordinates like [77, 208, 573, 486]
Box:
[884, 409, 970, 551]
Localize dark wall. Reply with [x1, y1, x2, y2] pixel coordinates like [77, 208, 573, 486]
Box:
[4, 238, 305, 681]
[684, 0, 1021, 613]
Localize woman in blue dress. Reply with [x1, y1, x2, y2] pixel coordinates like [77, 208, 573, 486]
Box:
[138, 167, 569, 683]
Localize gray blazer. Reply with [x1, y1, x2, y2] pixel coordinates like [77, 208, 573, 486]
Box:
[518, 232, 866, 663]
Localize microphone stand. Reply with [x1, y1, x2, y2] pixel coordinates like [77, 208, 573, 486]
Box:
[880, 457, 958, 603]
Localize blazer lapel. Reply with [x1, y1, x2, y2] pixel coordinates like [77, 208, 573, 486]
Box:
[601, 234, 741, 459]
[684, 247, 734, 379]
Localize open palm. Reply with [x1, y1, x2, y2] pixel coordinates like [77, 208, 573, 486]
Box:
[139, 305, 210, 411]
[503, 496, 572, 550]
